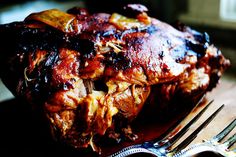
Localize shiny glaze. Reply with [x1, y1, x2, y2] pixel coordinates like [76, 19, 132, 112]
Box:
[0, 5, 230, 153]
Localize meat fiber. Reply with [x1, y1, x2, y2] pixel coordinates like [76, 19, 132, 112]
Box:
[0, 4, 230, 152]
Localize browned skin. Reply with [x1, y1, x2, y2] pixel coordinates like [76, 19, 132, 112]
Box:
[0, 5, 230, 152]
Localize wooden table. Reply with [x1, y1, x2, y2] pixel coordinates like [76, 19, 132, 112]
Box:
[185, 76, 236, 146]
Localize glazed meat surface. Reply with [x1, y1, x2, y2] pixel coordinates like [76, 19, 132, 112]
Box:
[0, 4, 230, 151]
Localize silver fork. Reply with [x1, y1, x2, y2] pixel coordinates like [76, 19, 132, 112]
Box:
[172, 118, 236, 157]
[109, 100, 224, 157]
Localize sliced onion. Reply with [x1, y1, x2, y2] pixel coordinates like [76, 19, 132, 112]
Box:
[25, 9, 76, 33]
[109, 13, 146, 30]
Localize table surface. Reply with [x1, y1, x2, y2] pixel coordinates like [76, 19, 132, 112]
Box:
[185, 76, 236, 147]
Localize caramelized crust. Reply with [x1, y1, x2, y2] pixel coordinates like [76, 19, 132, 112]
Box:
[0, 4, 230, 152]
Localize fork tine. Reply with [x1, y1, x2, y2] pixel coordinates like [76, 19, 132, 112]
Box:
[170, 104, 224, 153]
[211, 118, 236, 143]
[222, 133, 236, 148]
[154, 99, 213, 148]
[109, 97, 210, 157]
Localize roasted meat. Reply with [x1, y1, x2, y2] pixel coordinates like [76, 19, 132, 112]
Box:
[0, 4, 230, 152]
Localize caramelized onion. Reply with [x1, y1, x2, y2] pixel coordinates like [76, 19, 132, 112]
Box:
[109, 13, 146, 30]
[25, 9, 76, 33]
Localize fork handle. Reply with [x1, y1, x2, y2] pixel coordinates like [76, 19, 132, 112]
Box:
[172, 142, 236, 157]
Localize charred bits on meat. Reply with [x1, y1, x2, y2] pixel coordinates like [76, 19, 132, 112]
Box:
[16, 26, 64, 53]
[159, 51, 165, 59]
[104, 51, 132, 71]
[185, 39, 207, 58]
[192, 31, 210, 44]
[123, 4, 148, 18]
[68, 38, 95, 58]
